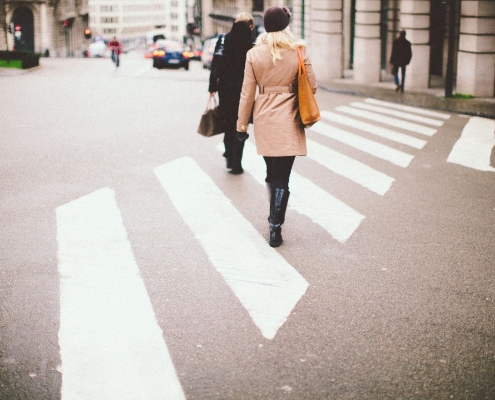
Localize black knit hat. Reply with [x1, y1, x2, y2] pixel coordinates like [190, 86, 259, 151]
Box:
[263, 6, 291, 33]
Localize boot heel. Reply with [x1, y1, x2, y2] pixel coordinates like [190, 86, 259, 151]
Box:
[269, 227, 282, 247]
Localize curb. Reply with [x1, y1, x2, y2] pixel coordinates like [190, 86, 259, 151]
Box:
[320, 84, 495, 120]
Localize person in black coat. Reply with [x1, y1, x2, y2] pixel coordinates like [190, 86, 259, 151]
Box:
[390, 30, 412, 92]
[208, 12, 254, 174]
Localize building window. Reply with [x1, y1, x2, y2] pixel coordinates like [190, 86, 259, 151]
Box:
[253, 0, 263, 12]
[101, 17, 118, 23]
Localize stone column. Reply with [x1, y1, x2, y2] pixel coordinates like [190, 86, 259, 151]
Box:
[310, 0, 343, 84]
[40, 3, 52, 55]
[456, 0, 495, 97]
[201, 0, 214, 38]
[353, 0, 381, 84]
[399, 0, 430, 90]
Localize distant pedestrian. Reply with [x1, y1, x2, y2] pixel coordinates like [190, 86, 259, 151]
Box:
[208, 12, 255, 175]
[390, 30, 412, 92]
[236, 6, 317, 247]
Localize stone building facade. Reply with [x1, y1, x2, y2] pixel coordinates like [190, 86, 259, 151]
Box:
[203, 0, 495, 98]
[1, 0, 90, 57]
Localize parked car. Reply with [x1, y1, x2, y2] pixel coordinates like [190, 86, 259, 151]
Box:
[201, 36, 218, 70]
[184, 48, 202, 61]
[152, 40, 190, 70]
[192, 49, 202, 60]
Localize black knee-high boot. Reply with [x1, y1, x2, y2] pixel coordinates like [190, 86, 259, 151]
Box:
[265, 182, 272, 202]
[268, 188, 290, 247]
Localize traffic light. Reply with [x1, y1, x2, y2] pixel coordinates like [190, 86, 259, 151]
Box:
[84, 28, 91, 39]
[186, 23, 196, 36]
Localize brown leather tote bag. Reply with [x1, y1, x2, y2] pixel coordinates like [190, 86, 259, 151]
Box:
[297, 47, 320, 127]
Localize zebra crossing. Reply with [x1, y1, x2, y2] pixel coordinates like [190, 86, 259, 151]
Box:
[55, 98, 461, 399]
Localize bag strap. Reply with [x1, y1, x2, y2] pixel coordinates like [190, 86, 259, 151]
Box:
[297, 47, 306, 77]
[206, 95, 218, 110]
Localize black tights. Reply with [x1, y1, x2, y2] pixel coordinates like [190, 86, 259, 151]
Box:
[263, 156, 296, 190]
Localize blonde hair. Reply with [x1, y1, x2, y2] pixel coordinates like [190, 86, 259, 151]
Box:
[256, 26, 306, 64]
[235, 12, 254, 26]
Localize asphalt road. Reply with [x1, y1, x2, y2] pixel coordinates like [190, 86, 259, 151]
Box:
[0, 53, 494, 399]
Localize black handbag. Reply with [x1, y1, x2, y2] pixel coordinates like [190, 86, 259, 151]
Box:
[197, 95, 224, 137]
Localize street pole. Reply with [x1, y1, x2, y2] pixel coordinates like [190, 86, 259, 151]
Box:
[65, 29, 69, 57]
[301, 0, 305, 39]
[444, 0, 457, 98]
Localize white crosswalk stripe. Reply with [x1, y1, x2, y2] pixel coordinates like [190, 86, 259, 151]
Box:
[320, 110, 427, 149]
[349, 102, 445, 126]
[154, 157, 309, 340]
[309, 120, 414, 167]
[336, 105, 438, 136]
[364, 98, 451, 119]
[447, 116, 495, 172]
[56, 188, 185, 400]
[306, 139, 395, 195]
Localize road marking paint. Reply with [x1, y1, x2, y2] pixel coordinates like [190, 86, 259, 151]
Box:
[154, 157, 309, 340]
[320, 110, 427, 149]
[309, 120, 414, 167]
[307, 139, 395, 195]
[349, 102, 444, 127]
[447, 116, 495, 172]
[336, 105, 437, 136]
[364, 98, 451, 119]
[219, 142, 365, 243]
[56, 188, 185, 400]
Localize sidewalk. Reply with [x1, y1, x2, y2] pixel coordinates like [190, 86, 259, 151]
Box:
[322, 71, 495, 120]
[0, 66, 39, 76]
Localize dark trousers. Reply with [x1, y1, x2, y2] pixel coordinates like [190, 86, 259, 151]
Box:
[223, 118, 245, 170]
[392, 64, 406, 91]
[263, 156, 296, 190]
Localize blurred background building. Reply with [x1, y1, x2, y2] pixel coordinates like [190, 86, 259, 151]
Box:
[202, 0, 494, 98]
[1, 0, 494, 97]
[0, 0, 190, 57]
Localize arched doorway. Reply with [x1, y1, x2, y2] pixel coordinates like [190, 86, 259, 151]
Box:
[13, 7, 34, 52]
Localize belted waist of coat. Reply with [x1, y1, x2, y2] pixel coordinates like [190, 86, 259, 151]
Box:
[258, 84, 296, 94]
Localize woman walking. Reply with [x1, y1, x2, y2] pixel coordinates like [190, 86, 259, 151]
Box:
[209, 12, 255, 174]
[236, 6, 317, 247]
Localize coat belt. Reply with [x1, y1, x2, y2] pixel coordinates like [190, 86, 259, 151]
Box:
[259, 84, 296, 94]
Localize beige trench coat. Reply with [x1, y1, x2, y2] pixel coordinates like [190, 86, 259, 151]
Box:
[236, 43, 317, 157]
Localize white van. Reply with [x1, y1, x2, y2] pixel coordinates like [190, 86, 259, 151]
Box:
[88, 40, 107, 57]
[146, 30, 167, 46]
[201, 37, 218, 70]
